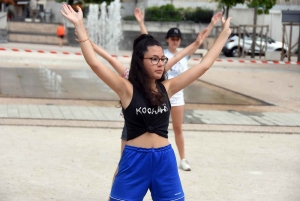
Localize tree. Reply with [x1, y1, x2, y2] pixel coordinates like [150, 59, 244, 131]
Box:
[83, 0, 115, 4]
[213, 0, 245, 19]
[55, 0, 115, 5]
[246, 0, 277, 57]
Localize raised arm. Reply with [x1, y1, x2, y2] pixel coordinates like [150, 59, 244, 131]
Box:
[164, 17, 232, 98]
[91, 42, 127, 76]
[187, 11, 222, 57]
[60, 5, 131, 101]
[164, 12, 222, 71]
[165, 28, 208, 72]
[75, 29, 127, 77]
[134, 7, 148, 34]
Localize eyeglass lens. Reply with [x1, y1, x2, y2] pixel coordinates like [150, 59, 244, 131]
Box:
[151, 56, 168, 65]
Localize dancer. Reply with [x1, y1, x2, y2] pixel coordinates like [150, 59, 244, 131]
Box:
[83, 28, 209, 193]
[86, 7, 211, 157]
[135, 8, 223, 171]
[61, 4, 231, 200]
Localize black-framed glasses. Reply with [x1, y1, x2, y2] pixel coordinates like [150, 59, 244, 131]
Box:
[143, 56, 168, 65]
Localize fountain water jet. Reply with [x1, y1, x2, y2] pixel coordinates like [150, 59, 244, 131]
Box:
[86, 0, 122, 52]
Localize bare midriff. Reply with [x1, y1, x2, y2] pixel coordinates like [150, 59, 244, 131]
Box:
[126, 132, 169, 148]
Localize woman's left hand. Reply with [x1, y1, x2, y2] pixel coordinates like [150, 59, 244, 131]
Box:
[134, 7, 144, 23]
[195, 28, 208, 45]
[211, 12, 222, 26]
[60, 4, 83, 25]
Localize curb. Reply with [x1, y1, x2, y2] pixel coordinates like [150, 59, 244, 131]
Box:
[1, 47, 299, 65]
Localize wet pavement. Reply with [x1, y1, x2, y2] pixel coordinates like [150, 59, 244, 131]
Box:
[0, 42, 300, 127]
[0, 66, 266, 105]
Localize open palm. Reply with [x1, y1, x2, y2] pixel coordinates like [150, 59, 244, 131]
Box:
[195, 28, 208, 45]
[60, 4, 83, 25]
[134, 8, 144, 22]
[211, 12, 222, 26]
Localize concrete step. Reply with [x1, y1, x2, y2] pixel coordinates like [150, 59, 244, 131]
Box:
[7, 22, 68, 45]
[8, 33, 68, 45]
[0, 29, 8, 43]
[8, 22, 58, 34]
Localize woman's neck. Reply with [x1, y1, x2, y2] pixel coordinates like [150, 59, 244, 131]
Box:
[168, 47, 177, 54]
[150, 80, 157, 91]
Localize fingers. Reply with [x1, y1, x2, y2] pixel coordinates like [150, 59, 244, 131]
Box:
[61, 4, 72, 16]
[68, 5, 74, 13]
[134, 7, 140, 13]
[60, 10, 66, 17]
[216, 12, 222, 18]
[225, 17, 232, 26]
[76, 5, 82, 12]
[222, 17, 225, 24]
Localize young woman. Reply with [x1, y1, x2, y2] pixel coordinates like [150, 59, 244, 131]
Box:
[136, 8, 223, 171]
[61, 4, 231, 200]
[88, 7, 212, 159]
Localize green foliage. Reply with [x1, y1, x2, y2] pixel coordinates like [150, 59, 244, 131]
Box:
[246, 0, 277, 14]
[193, 8, 213, 23]
[84, 0, 115, 4]
[145, 4, 182, 22]
[213, 0, 245, 9]
[122, 15, 136, 20]
[213, 0, 278, 15]
[143, 4, 213, 23]
[55, 0, 119, 4]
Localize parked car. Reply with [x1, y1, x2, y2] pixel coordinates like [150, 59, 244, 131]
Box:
[222, 33, 288, 57]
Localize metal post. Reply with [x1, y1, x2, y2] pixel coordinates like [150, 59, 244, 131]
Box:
[298, 28, 300, 62]
[288, 23, 293, 61]
[281, 25, 285, 61]
[251, 7, 257, 58]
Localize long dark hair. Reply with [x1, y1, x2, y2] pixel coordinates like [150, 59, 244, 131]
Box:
[129, 34, 167, 106]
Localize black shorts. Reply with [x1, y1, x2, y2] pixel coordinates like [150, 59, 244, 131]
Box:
[57, 35, 64, 39]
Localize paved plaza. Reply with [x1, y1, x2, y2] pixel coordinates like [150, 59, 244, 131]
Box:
[0, 42, 300, 200]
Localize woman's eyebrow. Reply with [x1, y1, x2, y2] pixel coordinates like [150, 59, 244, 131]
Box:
[150, 54, 164, 57]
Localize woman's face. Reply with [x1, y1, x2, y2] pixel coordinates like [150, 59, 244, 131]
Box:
[166, 36, 181, 49]
[143, 45, 167, 80]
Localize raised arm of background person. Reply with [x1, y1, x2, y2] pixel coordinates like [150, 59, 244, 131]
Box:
[187, 11, 223, 56]
[134, 7, 148, 34]
[75, 29, 127, 76]
[164, 17, 232, 98]
[91, 42, 127, 76]
[164, 28, 208, 72]
[61, 5, 131, 105]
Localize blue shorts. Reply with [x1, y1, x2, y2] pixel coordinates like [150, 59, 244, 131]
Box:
[121, 124, 127, 140]
[110, 144, 184, 201]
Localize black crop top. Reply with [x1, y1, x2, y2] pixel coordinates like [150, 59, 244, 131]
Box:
[122, 82, 171, 141]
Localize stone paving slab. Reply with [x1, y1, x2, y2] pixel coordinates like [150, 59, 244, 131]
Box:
[0, 104, 300, 127]
[1, 126, 300, 201]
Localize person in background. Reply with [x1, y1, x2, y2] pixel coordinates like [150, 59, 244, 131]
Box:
[56, 22, 65, 47]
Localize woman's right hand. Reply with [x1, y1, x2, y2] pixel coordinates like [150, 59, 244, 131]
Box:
[134, 7, 144, 23]
[60, 4, 83, 25]
[222, 17, 232, 34]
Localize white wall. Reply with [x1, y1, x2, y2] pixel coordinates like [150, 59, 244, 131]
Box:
[122, 20, 203, 34]
[0, 12, 7, 29]
[45, 0, 64, 23]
